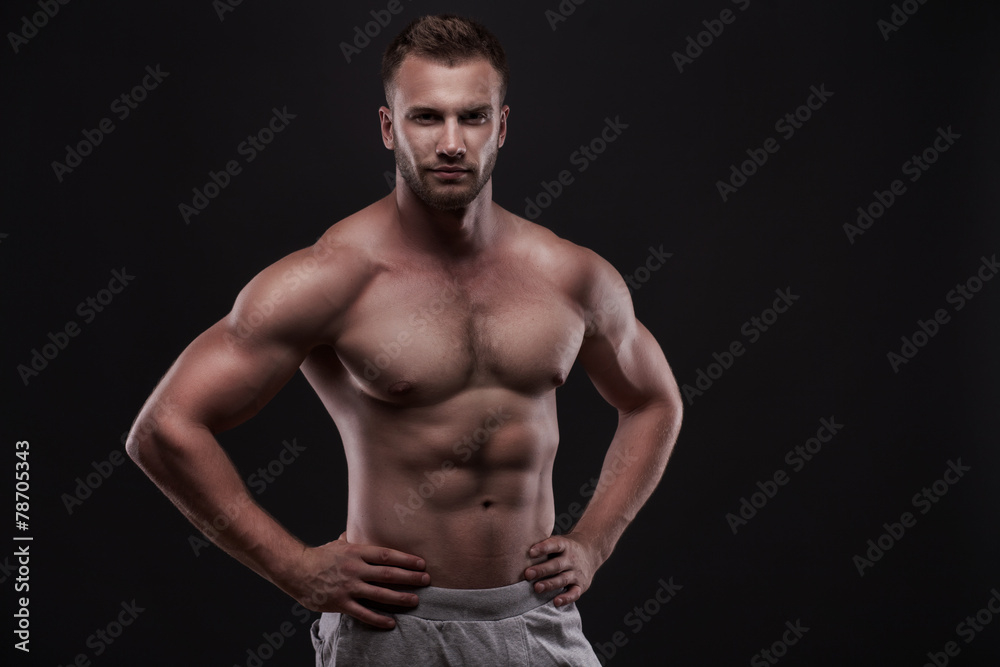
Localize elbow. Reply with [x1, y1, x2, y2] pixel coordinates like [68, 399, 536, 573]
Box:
[125, 428, 154, 467]
[125, 403, 192, 471]
[666, 383, 683, 431]
[126, 388, 193, 461]
[125, 420, 167, 471]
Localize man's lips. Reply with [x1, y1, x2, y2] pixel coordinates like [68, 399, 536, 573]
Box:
[429, 166, 471, 180]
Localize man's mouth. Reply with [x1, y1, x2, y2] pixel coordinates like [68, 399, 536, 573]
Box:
[429, 166, 471, 180]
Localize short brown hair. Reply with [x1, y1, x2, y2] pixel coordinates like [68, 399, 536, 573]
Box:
[381, 14, 509, 106]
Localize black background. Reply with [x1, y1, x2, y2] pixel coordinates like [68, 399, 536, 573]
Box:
[3, 0, 999, 665]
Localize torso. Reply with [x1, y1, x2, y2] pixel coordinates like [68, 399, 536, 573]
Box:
[299, 196, 589, 588]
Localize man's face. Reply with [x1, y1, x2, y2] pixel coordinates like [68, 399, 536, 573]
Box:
[380, 56, 508, 211]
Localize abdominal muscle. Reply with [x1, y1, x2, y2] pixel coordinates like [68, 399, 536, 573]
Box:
[338, 389, 560, 589]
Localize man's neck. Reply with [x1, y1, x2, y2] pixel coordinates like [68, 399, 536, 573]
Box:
[391, 176, 502, 260]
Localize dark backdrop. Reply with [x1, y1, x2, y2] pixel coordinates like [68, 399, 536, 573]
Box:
[3, 1, 999, 665]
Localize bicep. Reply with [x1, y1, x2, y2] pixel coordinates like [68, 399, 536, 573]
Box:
[146, 246, 351, 435]
[578, 314, 678, 414]
[155, 316, 308, 434]
[574, 254, 679, 414]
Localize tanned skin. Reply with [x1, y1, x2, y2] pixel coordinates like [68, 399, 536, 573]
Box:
[127, 55, 682, 630]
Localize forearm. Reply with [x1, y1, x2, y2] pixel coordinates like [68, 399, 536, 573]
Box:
[569, 399, 681, 563]
[126, 418, 305, 592]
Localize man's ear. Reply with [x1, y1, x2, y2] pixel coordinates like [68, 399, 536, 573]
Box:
[498, 104, 509, 148]
[379, 106, 394, 149]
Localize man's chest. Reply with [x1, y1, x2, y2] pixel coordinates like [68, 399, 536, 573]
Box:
[331, 266, 585, 401]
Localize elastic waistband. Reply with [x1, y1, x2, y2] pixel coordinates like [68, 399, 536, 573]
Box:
[365, 580, 561, 621]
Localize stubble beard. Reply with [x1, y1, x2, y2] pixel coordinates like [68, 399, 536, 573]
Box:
[394, 141, 498, 211]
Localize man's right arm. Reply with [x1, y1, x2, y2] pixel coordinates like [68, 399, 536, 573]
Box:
[125, 239, 428, 628]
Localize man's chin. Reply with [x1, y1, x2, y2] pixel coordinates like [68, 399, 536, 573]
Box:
[416, 181, 481, 211]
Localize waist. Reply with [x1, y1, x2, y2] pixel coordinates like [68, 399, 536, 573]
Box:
[349, 502, 554, 588]
[362, 580, 562, 621]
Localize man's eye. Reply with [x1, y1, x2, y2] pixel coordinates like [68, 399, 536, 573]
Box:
[463, 113, 488, 123]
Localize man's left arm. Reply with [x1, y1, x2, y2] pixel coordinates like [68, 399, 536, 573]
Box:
[525, 252, 683, 606]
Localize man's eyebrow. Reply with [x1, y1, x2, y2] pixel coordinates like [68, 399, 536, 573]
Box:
[404, 104, 494, 115]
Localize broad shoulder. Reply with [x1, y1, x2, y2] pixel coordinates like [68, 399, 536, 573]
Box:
[504, 210, 626, 309]
[226, 200, 390, 344]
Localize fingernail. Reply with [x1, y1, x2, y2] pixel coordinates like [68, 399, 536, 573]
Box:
[525, 569, 535, 579]
[421, 573, 430, 585]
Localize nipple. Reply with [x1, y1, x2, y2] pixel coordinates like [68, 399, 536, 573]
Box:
[388, 381, 413, 395]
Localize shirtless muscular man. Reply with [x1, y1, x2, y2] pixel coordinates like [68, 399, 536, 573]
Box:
[127, 14, 682, 666]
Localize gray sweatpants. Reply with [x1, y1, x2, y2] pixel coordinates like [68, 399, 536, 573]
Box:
[310, 580, 602, 666]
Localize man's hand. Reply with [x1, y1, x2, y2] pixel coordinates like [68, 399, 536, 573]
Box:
[524, 533, 602, 607]
[290, 533, 430, 629]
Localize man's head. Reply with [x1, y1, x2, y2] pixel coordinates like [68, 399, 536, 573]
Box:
[381, 14, 509, 108]
[379, 15, 510, 211]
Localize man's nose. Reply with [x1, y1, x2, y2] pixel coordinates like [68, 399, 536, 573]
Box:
[437, 118, 466, 157]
